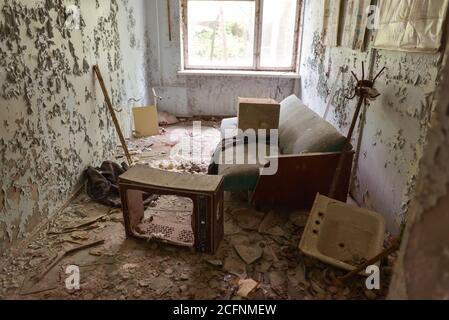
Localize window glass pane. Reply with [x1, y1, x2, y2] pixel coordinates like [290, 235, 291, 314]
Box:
[260, 0, 297, 68]
[187, 1, 255, 68]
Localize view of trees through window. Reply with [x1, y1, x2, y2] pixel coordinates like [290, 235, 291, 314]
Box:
[185, 0, 299, 70]
[187, 1, 255, 68]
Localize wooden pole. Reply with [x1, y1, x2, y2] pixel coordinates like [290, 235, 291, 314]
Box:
[329, 96, 365, 198]
[93, 65, 133, 166]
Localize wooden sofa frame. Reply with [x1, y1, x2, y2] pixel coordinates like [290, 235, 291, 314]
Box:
[252, 151, 355, 210]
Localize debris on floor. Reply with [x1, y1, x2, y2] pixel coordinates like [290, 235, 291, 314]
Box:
[85, 160, 156, 208]
[135, 195, 195, 247]
[0, 122, 395, 300]
[0, 192, 395, 300]
[237, 278, 259, 298]
[85, 161, 128, 207]
[158, 111, 179, 126]
[117, 119, 222, 175]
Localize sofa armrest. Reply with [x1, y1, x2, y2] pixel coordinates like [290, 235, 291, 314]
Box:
[252, 151, 354, 210]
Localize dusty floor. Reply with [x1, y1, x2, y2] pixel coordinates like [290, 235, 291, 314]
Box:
[0, 121, 395, 300]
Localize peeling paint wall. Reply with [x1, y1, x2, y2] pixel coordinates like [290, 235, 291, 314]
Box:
[0, 0, 149, 251]
[389, 31, 449, 300]
[145, 0, 298, 117]
[299, 0, 445, 234]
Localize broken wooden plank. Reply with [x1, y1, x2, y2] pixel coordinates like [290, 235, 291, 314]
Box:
[253, 152, 354, 210]
[34, 240, 105, 283]
[93, 65, 133, 166]
[47, 215, 107, 235]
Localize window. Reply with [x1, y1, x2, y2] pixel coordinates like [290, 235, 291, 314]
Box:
[181, 0, 302, 72]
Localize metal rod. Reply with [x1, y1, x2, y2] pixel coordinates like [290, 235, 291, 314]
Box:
[340, 240, 400, 280]
[373, 66, 386, 84]
[362, 61, 365, 81]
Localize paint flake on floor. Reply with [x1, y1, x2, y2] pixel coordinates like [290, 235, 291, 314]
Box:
[0, 122, 395, 300]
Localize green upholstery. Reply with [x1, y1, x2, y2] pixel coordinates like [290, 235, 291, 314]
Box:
[220, 167, 260, 192]
[214, 142, 273, 191]
[278, 95, 346, 155]
[213, 95, 347, 192]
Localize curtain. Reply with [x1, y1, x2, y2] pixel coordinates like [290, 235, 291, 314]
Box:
[374, 0, 449, 52]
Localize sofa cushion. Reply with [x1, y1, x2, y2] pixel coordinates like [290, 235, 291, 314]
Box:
[279, 95, 346, 154]
[213, 141, 273, 191]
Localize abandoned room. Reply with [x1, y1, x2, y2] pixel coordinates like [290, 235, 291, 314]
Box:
[0, 0, 449, 302]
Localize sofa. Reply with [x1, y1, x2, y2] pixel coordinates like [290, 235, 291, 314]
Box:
[208, 95, 354, 209]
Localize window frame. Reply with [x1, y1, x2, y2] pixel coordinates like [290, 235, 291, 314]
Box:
[181, 0, 303, 72]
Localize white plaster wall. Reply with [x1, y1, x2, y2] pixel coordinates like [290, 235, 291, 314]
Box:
[0, 0, 149, 251]
[389, 31, 449, 299]
[299, 0, 444, 233]
[145, 0, 298, 117]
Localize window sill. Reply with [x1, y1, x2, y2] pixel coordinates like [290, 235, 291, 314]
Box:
[178, 69, 301, 79]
